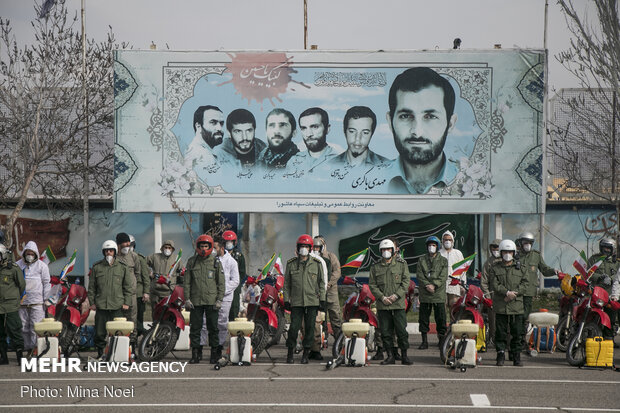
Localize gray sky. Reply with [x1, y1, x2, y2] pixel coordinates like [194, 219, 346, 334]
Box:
[1, 0, 591, 92]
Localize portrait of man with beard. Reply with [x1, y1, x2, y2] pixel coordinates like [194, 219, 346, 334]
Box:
[184, 105, 225, 178]
[290, 107, 337, 173]
[385, 67, 458, 195]
[214, 109, 266, 171]
[259, 108, 300, 169]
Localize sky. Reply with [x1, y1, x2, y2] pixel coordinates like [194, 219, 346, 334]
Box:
[0, 0, 593, 93]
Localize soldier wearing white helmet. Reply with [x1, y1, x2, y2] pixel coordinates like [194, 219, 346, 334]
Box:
[489, 239, 529, 367]
[516, 231, 557, 339]
[87, 240, 134, 359]
[369, 239, 413, 365]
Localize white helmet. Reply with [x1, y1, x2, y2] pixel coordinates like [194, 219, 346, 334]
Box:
[499, 239, 516, 252]
[379, 239, 395, 250]
[101, 240, 118, 255]
[128, 234, 136, 247]
[0, 244, 10, 262]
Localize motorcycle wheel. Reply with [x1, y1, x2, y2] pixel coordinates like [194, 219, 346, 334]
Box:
[556, 315, 571, 352]
[251, 318, 271, 358]
[439, 328, 454, 364]
[137, 320, 178, 362]
[332, 332, 345, 359]
[272, 307, 286, 345]
[566, 321, 602, 367]
[59, 322, 79, 358]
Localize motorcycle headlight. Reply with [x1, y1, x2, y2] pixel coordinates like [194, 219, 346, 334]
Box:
[175, 298, 183, 307]
[596, 298, 605, 308]
[72, 296, 82, 305]
[471, 297, 480, 306]
[266, 297, 274, 305]
[363, 297, 372, 305]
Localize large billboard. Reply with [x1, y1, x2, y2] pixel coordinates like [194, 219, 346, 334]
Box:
[113, 50, 545, 213]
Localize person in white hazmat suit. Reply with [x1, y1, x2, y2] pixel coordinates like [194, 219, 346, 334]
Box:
[439, 230, 465, 319]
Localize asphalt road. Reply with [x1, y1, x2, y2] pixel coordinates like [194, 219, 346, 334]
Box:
[1, 336, 619, 412]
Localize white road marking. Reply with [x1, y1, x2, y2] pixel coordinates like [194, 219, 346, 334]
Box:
[470, 394, 491, 406]
[0, 377, 618, 385]
[0, 403, 619, 411]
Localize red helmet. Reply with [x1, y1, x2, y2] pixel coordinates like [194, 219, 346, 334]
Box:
[297, 234, 314, 248]
[222, 230, 237, 242]
[195, 234, 214, 257]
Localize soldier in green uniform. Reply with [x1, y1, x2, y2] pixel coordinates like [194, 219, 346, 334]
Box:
[223, 231, 246, 321]
[489, 239, 529, 367]
[416, 236, 448, 350]
[147, 240, 184, 313]
[0, 244, 25, 365]
[369, 238, 413, 365]
[129, 234, 151, 336]
[87, 240, 134, 359]
[480, 239, 502, 347]
[184, 234, 225, 364]
[284, 234, 326, 364]
[587, 238, 619, 340]
[516, 232, 557, 350]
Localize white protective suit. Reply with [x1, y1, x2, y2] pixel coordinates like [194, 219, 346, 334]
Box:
[16, 240, 51, 350]
[439, 230, 465, 297]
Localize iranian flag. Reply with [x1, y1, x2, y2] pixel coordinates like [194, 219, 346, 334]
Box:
[342, 248, 368, 269]
[59, 249, 77, 281]
[573, 251, 588, 278]
[40, 245, 56, 265]
[585, 256, 606, 279]
[257, 253, 276, 281]
[166, 249, 182, 280]
[273, 253, 284, 276]
[452, 253, 476, 276]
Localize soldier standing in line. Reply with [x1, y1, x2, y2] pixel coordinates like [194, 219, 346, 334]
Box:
[0, 244, 25, 365]
[223, 231, 246, 321]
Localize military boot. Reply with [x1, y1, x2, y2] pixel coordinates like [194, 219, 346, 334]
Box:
[0, 347, 8, 365]
[198, 346, 203, 361]
[209, 347, 218, 364]
[371, 347, 384, 361]
[286, 347, 294, 364]
[418, 333, 428, 350]
[301, 348, 310, 364]
[392, 347, 401, 361]
[189, 348, 200, 364]
[380, 348, 395, 365]
[15, 349, 23, 365]
[513, 352, 523, 367]
[96, 347, 104, 360]
[400, 349, 413, 365]
[496, 351, 505, 367]
[216, 345, 223, 361]
[437, 335, 445, 348]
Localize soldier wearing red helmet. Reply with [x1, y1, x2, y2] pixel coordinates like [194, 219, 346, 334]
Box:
[284, 234, 326, 364]
[184, 234, 225, 364]
[222, 230, 247, 321]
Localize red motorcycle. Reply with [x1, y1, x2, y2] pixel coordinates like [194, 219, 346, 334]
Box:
[565, 277, 620, 366]
[331, 276, 379, 358]
[137, 277, 186, 361]
[440, 276, 493, 363]
[46, 276, 91, 358]
[245, 272, 285, 357]
[555, 273, 584, 352]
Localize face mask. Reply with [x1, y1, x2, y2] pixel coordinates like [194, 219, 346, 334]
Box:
[298, 247, 309, 257]
[443, 240, 453, 250]
[105, 256, 114, 264]
[492, 250, 500, 258]
[522, 243, 532, 252]
[428, 245, 437, 254]
[25, 255, 36, 263]
[120, 247, 130, 255]
[502, 253, 513, 262]
[382, 250, 392, 259]
[163, 248, 172, 257]
[225, 241, 234, 251]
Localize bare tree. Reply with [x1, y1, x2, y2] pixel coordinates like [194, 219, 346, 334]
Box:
[0, 0, 127, 247]
[548, 0, 620, 241]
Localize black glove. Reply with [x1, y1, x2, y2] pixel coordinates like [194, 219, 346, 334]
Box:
[319, 301, 326, 312]
[284, 302, 292, 311]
